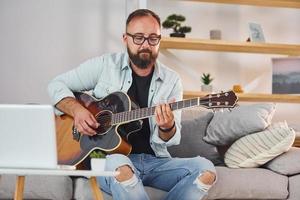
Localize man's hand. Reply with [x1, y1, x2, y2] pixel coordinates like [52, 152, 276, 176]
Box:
[72, 105, 99, 136]
[56, 97, 99, 136]
[155, 102, 176, 141]
[155, 103, 174, 129]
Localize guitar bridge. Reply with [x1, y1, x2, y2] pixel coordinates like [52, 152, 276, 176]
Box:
[72, 126, 81, 141]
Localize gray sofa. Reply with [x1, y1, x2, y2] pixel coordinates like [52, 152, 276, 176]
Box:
[1, 107, 300, 200]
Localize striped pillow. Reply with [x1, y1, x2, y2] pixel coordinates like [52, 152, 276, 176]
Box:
[224, 122, 295, 168]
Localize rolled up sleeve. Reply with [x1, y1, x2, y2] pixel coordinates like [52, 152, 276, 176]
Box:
[151, 76, 183, 147]
[47, 57, 104, 114]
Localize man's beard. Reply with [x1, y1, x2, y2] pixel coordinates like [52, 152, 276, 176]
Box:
[127, 47, 158, 69]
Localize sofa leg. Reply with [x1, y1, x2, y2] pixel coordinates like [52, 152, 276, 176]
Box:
[14, 176, 25, 200]
[89, 176, 104, 200]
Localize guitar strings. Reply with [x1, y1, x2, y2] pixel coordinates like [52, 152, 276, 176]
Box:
[96, 98, 235, 124]
[95, 91, 233, 121]
[97, 95, 234, 121]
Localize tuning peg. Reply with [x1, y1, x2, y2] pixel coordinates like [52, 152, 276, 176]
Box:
[219, 108, 224, 113]
[228, 108, 232, 112]
[212, 108, 216, 113]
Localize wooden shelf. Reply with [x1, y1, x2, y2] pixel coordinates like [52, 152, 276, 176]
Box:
[182, 0, 300, 9]
[183, 91, 300, 103]
[294, 138, 300, 147]
[160, 37, 300, 56]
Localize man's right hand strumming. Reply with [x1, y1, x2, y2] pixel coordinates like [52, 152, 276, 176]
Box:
[56, 97, 99, 136]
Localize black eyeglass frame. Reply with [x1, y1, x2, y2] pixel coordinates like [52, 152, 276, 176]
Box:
[126, 33, 161, 46]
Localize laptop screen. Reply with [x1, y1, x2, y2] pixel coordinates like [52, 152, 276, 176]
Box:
[0, 104, 58, 169]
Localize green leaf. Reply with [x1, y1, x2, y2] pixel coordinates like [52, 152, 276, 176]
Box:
[162, 20, 176, 28]
[89, 150, 106, 159]
[162, 14, 191, 35]
[201, 73, 214, 85]
[167, 14, 185, 21]
[178, 26, 192, 33]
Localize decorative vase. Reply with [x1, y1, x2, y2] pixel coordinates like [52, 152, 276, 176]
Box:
[201, 84, 213, 92]
[209, 29, 222, 40]
[91, 158, 106, 171]
[233, 84, 244, 93]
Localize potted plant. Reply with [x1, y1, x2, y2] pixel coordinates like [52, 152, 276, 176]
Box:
[90, 150, 106, 159]
[90, 150, 106, 171]
[162, 14, 192, 37]
[201, 73, 213, 92]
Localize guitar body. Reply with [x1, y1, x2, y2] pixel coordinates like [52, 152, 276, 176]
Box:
[56, 91, 142, 167]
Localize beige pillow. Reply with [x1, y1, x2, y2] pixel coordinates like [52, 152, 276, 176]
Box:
[224, 122, 295, 168]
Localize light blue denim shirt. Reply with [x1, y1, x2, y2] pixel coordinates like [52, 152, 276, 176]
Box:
[48, 52, 183, 157]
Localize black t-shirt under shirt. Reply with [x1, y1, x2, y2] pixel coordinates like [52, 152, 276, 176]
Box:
[127, 69, 155, 155]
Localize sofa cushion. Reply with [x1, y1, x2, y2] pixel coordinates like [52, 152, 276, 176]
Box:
[208, 166, 289, 199]
[73, 167, 289, 200]
[264, 147, 300, 176]
[288, 174, 300, 200]
[0, 175, 73, 199]
[224, 122, 295, 168]
[204, 103, 276, 146]
[168, 107, 222, 165]
[73, 177, 109, 200]
[181, 106, 213, 121]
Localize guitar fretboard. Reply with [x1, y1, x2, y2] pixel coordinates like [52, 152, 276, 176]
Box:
[112, 98, 199, 124]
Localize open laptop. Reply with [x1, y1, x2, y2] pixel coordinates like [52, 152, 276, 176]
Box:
[0, 104, 58, 169]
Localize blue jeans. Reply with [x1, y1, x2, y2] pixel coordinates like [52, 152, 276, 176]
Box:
[97, 153, 216, 200]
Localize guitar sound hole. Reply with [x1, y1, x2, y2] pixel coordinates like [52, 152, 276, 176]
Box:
[95, 110, 112, 135]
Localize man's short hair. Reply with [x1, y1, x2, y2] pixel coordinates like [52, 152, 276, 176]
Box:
[126, 9, 161, 30]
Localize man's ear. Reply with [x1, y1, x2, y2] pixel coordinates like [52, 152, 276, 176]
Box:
[122, 33, 127, 44]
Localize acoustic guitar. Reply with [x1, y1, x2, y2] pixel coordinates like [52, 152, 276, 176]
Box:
[56, 91, 238, 167]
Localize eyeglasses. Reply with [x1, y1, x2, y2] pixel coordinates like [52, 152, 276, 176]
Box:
[126, 33, 161, 46]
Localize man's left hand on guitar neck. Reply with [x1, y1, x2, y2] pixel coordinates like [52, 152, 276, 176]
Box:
[155, 103, 176, 142]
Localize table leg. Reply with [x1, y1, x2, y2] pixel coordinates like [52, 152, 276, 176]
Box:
[89, 176, 104, 200]
[14, 176, 25, 200]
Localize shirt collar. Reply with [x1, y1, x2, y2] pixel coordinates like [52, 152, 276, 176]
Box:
[153, 60, 164, 81]
[121, 53, 130, 70]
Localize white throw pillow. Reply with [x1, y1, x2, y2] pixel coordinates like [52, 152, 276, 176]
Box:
[224, 122, 295, 168]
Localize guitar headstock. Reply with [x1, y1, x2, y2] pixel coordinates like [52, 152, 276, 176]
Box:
[201, 90, 238, 109]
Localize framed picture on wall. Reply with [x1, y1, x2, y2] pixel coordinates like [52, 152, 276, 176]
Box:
[248, 22, 265, 42]
[272, 57, 300, 94]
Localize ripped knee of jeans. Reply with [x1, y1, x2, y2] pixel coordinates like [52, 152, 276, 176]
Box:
[193, 170, 216, 192]
[115, 164, 138, 187]
[118, 174, 139, 188]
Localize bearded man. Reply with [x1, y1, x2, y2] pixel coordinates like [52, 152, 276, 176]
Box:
[48, 9, 216, 200]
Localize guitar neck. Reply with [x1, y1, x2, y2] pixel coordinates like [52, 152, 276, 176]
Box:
[112, 98, 200, 125]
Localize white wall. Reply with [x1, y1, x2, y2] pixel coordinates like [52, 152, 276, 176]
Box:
[0, 0, 299, 129]
[0, 0, 126, 104]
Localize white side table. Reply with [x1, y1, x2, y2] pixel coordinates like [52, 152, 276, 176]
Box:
[0, 168, 118, 200]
